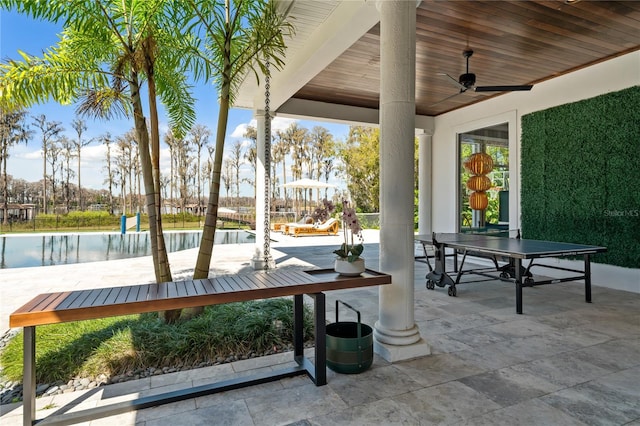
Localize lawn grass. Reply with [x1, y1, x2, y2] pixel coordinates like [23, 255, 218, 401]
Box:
[0, 299, 313, 384]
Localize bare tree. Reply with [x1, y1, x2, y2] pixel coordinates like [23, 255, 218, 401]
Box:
[115, 133, 133, 214]
[46, 138, 62, 212]
[189, 124, 210, 215]
[160, 173, 170, 209]
[164, 130, 178, 213]
[172, 132, 193, 213]
[71, 118, 92, 211]
[0, 108, 32, 224]
[202, 144, 215, 207]
[272, 130, 290, 210]
[101, 133, 115, 214]
[222, 158, 233, 201]
[228, 141, 244, 210]
[32, 115, 63, 214]
[243, 125, 257, 198]
[59, 135, 76, 213]
[132, 142, 141, 213]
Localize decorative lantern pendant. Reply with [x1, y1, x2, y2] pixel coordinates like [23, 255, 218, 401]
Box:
[464, 152, 494, 211]
[464, 152, 494, 175]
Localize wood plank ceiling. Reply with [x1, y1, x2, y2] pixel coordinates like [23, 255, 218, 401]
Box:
[292, 0, 640, 117]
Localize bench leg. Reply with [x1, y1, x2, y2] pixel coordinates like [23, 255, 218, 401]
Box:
[23, 326, 36, 426]
[294, 293, 326, 386]
[312, 293, 326, 385]
[294, 295, 304, 358]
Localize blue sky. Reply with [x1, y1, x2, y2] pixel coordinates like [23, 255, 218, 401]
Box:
[0, 9, 350, 194]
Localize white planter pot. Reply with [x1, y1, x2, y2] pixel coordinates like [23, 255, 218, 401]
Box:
[334, 258, 365, 276]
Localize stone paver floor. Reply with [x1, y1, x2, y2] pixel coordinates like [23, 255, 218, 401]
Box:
[1, 230, 639, 425]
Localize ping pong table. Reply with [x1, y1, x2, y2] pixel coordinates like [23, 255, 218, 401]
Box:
[415, 232, 607, 314]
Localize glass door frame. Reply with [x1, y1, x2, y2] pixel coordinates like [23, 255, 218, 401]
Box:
[454, 111, 519, 233]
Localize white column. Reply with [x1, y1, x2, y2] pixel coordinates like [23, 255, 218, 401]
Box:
[374, 0, 430, 361]
[251, 111, 275, 270]
[418, 130, 433, 235]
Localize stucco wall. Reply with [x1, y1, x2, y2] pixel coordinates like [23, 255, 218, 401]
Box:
[430, 51, 640, 292]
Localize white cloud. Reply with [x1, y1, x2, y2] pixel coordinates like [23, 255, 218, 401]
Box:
[81, 144, 106, 162]
[21, 148, 42, 160]
[272, 117, 297, 132]
[230, 123, 248, 138]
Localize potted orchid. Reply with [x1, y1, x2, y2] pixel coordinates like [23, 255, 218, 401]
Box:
[333, 199, 365, 276]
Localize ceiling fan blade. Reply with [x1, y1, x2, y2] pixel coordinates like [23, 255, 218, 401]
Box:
[429, 90, 465, 107]
[475, 85, 533, 92]
[437, 72, 466, 91]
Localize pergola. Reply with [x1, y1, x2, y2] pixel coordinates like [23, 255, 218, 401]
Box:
[236, 0, 640, 362]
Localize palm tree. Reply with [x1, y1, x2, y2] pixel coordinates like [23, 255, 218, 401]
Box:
[188, 0, 293, 282]
[309, 126, 334, 201]
[286, 123, 309, 213]
[0, 1, 202, 317]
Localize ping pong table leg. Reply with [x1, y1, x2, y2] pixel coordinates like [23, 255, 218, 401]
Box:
[584, 254, 592, 303]
[514, 258, 523, 314]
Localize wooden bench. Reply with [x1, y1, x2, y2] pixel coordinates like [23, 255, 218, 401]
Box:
[10, 268, 391, 426]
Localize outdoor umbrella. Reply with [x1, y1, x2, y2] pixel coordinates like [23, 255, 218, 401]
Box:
[281, 178, 336, 217]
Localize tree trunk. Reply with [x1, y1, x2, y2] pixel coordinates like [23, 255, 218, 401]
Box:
[145, 55, 178, 322]
[194, 95, 228, 278]
[129, 70, 172, 288]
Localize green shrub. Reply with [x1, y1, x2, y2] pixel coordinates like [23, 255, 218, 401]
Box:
[0, 299, 314, 384]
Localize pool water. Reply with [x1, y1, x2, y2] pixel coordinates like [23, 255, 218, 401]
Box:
[0, 231, 254, 269]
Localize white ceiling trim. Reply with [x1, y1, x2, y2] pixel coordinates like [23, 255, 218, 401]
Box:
[277, 97, 435, 132]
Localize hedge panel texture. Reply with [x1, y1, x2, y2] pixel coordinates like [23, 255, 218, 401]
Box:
[521, 86, 640, 268]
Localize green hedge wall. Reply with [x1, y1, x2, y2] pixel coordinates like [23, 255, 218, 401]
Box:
[521, 86, 640, 268]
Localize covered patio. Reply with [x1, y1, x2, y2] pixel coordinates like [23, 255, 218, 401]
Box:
[2, 1, 639, 424]
[242, 0, 640, 364]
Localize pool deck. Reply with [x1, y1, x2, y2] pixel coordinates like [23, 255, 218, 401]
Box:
[1, 230, 640, 425]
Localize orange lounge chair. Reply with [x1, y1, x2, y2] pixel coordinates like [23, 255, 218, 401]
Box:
[280, 216, 314, 234]
[289, 218, 339, 237]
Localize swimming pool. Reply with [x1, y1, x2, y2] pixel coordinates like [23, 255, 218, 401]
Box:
[0, 230, 254, 269]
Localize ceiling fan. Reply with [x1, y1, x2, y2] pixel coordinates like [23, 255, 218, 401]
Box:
[433, 49, 533, 105]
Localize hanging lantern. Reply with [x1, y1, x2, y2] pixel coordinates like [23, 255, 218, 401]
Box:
[469, 191, 489, 210]
[466, 175, 492, 192]
[464, 152, 494, 175]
